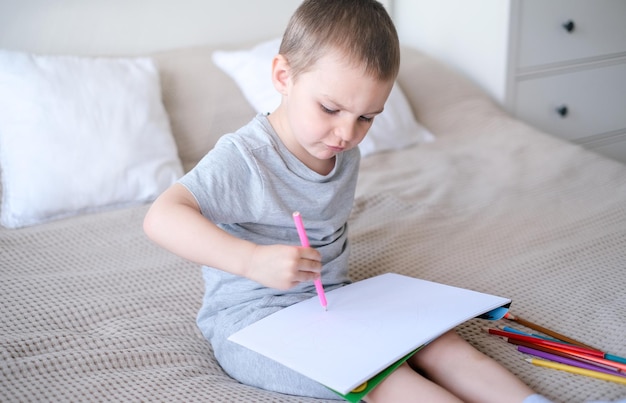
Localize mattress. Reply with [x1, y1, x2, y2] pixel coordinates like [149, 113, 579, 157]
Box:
[2, 119, 625, 402]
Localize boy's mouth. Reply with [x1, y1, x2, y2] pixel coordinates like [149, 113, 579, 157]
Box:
[326, 144, 346, 153]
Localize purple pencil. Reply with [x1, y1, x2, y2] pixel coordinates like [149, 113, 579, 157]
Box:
[517, 345, 626, 378]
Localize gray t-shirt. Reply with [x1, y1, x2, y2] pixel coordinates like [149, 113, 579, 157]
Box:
[179, 114, 359, 344]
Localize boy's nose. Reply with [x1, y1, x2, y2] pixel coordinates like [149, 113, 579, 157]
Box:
[335, 120, 358, 143]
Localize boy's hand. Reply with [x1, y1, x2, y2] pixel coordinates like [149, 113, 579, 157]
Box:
[245, 244, 322, 290]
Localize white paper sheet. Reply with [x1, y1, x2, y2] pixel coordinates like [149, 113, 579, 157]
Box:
[228, 273, 510, 395]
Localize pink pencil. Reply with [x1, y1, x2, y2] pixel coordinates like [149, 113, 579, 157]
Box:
[292, 212, 328, 311]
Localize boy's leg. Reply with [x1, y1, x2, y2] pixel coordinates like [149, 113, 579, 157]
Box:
[363, 362, 462, 403]
[409, 330, 535, 403]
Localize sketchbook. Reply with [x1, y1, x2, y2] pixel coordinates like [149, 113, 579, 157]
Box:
[228, 273, 510, 401]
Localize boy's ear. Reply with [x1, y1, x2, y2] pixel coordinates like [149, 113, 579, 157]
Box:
[271, 54, 291, 95]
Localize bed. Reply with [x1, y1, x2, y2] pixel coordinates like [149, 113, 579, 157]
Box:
[1, 3, 625, 403]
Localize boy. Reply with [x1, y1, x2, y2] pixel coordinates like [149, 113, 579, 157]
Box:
[144, 1, 548, 402]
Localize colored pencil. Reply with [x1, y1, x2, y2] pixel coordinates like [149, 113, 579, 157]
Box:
[517, 345, 626, 377]
[504, 312, 596, 349]
[484, 328, 604, 358]
[504, 313, 626, 365]
[292, 212, 327, 311]
[499, 326, 626, 372]
[507, 339, 626, 374]
[500, 325, 563, 344]
[525, 357, 626, 385]
[606, 353, 626, 365]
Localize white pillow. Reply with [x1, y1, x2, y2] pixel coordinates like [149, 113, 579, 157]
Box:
[0, 51, 183, 228]
[212, 38, 434, 157]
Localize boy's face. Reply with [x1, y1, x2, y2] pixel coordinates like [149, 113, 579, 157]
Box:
[270, 50, 393, 174]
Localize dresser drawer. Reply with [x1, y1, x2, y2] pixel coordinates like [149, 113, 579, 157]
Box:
[514, 62, 626, 141]
[518, 0, 626, 69]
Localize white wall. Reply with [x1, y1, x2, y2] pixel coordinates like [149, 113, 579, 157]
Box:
[392, 0, 512, 102]
[0, 0, 393, 56]
[0, 0, 302, 55]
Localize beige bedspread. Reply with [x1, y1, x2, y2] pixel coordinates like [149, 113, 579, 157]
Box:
[2, 47, 626, 403]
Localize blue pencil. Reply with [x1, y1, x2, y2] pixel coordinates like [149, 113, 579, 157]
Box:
[501, 326, 562, 343]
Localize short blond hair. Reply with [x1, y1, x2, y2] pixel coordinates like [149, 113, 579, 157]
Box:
[279, 0, 400, 82]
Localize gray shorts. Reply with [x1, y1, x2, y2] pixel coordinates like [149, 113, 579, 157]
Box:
[201, 293, 344, 400]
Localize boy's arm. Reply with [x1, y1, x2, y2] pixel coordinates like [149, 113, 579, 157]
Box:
[143, 183, 321, 290]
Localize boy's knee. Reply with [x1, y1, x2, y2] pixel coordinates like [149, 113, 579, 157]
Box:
[411, 330, 481, 368]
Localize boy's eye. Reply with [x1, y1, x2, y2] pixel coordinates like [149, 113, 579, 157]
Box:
[321, 104, 374, 123]
[321, 105, 337, 114]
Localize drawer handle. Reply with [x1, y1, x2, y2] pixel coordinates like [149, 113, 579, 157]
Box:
[556, 105, 569, 117]
[562, 20, 575, 33]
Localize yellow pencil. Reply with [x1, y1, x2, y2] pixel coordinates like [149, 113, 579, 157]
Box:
[525, 358, 626, 385]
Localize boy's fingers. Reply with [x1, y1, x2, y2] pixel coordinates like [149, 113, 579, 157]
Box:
[295, 270, 321, 284]
[298, 257, 322, 273]
[298, 246, 321, 262]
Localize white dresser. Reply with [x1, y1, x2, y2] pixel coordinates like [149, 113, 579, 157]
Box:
[394, 0, 626, 164]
